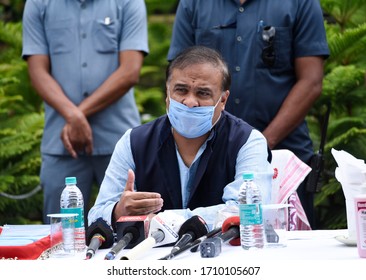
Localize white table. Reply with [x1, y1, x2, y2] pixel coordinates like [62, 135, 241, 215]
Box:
[2, 229, 364, 280]
[77, 229, 361, 261]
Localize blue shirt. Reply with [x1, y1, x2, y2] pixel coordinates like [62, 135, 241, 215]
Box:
[167, 0, 330, 163]
[22, 0, 149, 155]
[88, 125, 273, 228]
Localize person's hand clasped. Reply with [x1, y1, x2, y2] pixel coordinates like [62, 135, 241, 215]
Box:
[114, 169, 163, 220]
[61, 109, 93, 158]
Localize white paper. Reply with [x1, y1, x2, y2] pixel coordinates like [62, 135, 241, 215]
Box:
[331, 148, 366, 240]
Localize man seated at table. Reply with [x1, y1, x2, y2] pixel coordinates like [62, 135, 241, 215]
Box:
[88, 46, 273, 229]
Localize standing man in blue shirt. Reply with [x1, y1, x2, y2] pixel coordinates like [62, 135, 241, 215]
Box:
[88, 46, 273, 229]
[22, 0, 149, 223]
[167, 0, 330, 228]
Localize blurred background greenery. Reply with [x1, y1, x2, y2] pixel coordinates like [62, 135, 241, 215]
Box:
[1, 0, 366, 229]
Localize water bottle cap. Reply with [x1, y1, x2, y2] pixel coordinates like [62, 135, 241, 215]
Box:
[65, 177, 77, 185]
[243, 172, 254, 180]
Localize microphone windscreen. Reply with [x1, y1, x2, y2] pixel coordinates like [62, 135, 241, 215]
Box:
[177, 215, 209, 239]
[86, 218, 114, 249]
[116, 215, 150, 249]
[221, 216, 240, 246]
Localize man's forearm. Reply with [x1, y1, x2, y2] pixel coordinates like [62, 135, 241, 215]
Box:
[263, 56, 324, 149]
[27, 55, 81, 123]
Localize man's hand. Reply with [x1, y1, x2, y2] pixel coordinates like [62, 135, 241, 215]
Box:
[61, 109, 93, 158]
[114, 169, 164, 221]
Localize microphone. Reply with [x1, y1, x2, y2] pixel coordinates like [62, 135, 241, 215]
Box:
[120, 211, 184, 260]
[200, 216, 240, 258]
[104, 215, 150, 260]
[171, 215, 209, 254]
[85, 218, 114, 260]
[158, 226, 222, 260]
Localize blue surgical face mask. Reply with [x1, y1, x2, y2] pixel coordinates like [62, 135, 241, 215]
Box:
[167, 96, 222, 138]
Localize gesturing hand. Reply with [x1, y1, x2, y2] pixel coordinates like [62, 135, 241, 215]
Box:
[114, 169, 164, 221]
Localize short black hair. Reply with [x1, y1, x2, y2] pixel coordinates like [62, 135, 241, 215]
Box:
[166, 46, 231, 91]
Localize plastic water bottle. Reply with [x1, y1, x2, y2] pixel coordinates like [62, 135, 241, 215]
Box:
[60, 176, 86, 251]
[238, 172, 264, 250]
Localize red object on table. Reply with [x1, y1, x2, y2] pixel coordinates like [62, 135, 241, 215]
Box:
[0, 226, 61, 260]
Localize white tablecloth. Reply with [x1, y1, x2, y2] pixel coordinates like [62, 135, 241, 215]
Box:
[1, 229, 364, 280]
[72, 229, 360, 261]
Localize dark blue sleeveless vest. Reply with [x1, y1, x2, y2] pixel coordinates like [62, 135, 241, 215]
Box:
[130, 111, 260, 211]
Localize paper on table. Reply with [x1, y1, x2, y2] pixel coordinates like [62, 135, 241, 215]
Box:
[332, 148, 366, 184]
[331, 148, 366, 241]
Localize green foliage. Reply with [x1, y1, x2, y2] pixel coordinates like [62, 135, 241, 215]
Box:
[0, 21, 43, 224]
[0, 20, 22, 50]
[144, 0, 178, 14]
[134, 14, 175, 122]
[321, 0, 366, 28]
[310, 0, 366, 229]
[0, 0, 25, 22]
[324, 22, 366, 68]
[321, 65, 366, 113]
